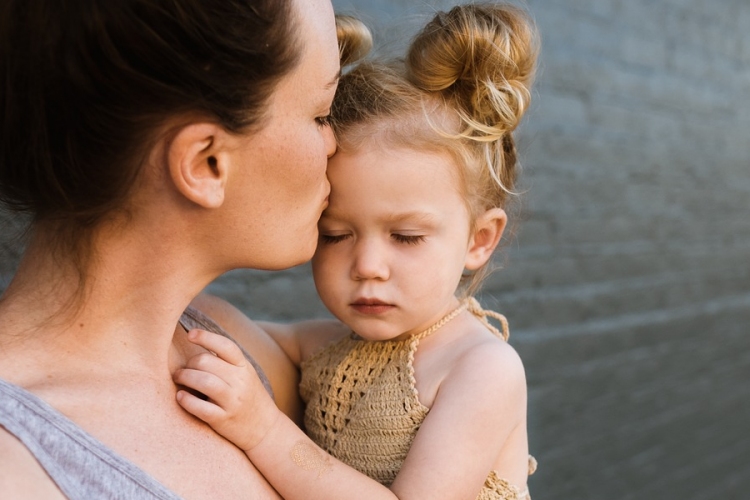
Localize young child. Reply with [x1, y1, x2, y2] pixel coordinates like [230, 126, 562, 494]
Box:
[174, 4, 539, 499]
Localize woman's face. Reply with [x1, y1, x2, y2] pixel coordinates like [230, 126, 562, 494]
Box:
[222, 0, 339, 270]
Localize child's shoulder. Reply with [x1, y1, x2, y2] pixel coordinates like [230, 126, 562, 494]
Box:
[419, 315, 526, 411]
[442, 316, 527, 407]
[449, 323, 526, 389]
[420, 320, 527, 448]
[292, 319, 351, 363]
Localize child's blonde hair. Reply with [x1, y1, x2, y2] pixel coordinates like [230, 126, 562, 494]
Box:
[333, 4, 539, 293]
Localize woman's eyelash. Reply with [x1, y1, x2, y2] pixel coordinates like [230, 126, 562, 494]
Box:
[316, 115, 331, 127]
[392, 234, 425, 245]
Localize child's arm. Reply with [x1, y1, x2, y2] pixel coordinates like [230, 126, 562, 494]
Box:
[187, 294, 347, 424]
[188, 293, 303, 423]
[390, 340, 528, 497]
[256, 318, 350, 368]
[174, 328, 527, 499]
[173, 328, 397, 499]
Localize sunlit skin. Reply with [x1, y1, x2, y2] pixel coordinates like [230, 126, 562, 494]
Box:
[219, 8, 339, 270]
[172, 140, 531, 498]
[312, 145, 476, 341]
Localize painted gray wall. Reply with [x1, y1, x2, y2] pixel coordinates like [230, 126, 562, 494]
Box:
[1, 1, 748, 498]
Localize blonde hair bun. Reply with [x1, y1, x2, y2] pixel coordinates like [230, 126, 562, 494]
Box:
[406, 3, 539, 139]
[336, 15, 373, 67]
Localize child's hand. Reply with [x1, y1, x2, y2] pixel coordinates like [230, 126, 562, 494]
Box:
[173, 329, 281, 452]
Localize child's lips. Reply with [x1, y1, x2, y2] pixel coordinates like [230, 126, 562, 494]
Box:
[350, 298, 395, 315]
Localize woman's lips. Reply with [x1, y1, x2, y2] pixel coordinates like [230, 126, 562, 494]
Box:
[350, 299, 394, 315]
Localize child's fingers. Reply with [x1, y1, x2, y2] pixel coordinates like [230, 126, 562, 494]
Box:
[185, 329, 246, 366]
[175, 389, 225, 424]
[173, 367, 230, 404]
[184, 351, 237, 380]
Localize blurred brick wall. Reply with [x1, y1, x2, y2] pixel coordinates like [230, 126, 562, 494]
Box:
[1, 1, 748, 498]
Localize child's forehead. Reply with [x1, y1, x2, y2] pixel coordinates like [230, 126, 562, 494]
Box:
[335, 103, 459, 153]
[323, 146, 468, 225]
[327, 143, 463, 203]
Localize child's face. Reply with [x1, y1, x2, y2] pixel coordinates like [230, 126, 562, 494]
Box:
[311, 144, 475, 341]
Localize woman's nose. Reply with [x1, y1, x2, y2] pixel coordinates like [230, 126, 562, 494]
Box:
[351, 240, 389, 281]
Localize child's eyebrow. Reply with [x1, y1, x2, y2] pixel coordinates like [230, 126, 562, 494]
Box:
[319, 210, 438, 226]
[381, 211, 438, 225]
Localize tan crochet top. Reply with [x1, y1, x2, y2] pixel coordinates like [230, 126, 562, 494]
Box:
[300, 298, 536, 500]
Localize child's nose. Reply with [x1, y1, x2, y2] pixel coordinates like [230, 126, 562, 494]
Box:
[351, 241, 389, 281]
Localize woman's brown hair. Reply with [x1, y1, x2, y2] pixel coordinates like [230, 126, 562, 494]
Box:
[0, 0, 300, 229]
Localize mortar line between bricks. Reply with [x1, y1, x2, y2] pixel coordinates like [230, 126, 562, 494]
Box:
[514, 291, 750, 343]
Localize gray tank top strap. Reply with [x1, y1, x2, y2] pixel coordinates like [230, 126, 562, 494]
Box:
[179, 306, 275, 400]
[0, 377, 183, 500]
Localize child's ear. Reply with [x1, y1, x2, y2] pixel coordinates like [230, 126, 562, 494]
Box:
[166, 123, 228, 209]
[465, 208, 507, 270]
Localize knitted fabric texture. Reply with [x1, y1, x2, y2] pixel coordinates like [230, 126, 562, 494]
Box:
[299, 298, 535, 499]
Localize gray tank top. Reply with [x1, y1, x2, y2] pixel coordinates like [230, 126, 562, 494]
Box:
[0, 307, 273, 499]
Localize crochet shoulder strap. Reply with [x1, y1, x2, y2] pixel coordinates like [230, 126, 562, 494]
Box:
[466, 297, 510, 341]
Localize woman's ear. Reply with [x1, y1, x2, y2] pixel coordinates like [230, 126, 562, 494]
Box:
[166, 123, 228, 208]
[464, 208, 507, 270]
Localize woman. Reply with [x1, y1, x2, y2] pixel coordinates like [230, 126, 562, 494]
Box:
[0, 0, 340, 497]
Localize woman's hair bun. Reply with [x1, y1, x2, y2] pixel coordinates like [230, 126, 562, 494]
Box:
[406, 3, 539, 139]
[336, 15, 373, 67]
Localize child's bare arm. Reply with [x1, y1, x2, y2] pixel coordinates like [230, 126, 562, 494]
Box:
[255, 319, 348, 367]
[188, 293, 303, 423]
[188, 295, 346, 424]
[390, 340, 528, 498]
[173, 329, 398, 500]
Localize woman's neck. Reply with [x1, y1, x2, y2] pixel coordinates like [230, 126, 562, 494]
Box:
[0, 221, 217, 384]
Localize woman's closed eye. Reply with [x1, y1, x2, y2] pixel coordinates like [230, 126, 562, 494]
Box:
[391, 234, 425, 245]
[315, 114, 332, 128]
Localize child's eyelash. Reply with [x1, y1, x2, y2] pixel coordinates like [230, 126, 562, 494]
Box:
[316, 115, 331, 127]
[320, 234, 425, 245]
[392, 234, 425, 245]
[320, 234, 348, 244]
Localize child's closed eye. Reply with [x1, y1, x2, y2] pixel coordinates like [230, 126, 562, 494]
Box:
[319, 233, 350, 244]
[391, 234, 425, 245]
